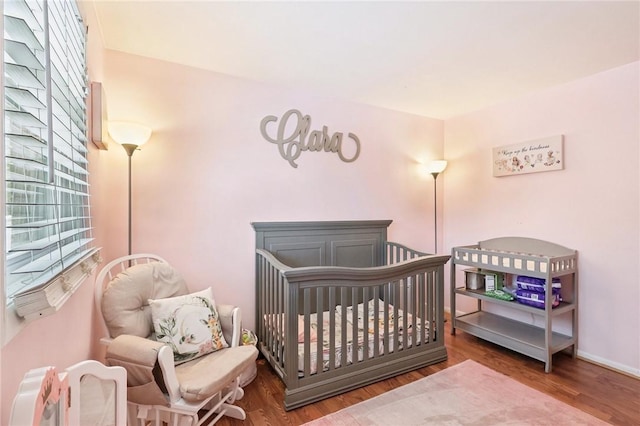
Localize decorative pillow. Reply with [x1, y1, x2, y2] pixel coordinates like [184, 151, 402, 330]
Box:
[149, 287, 228, 364]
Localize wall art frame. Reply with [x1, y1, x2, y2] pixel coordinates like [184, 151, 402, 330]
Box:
[493, 135, 563, 177]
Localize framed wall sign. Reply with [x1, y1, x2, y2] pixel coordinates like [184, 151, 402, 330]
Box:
[493, 135, 563, 177]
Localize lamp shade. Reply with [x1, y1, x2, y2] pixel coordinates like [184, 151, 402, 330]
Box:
[108, 121, 152, 147]
[427, 160, 448, 175]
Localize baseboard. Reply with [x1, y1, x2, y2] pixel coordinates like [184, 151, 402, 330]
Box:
[444, 307, 640, 378]
[576, 350, 640, 379]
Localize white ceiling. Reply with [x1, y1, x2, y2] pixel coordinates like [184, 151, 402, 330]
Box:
[90, 0, 640, 119]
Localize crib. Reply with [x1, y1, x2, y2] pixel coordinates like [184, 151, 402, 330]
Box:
[253, 220, 450, 410]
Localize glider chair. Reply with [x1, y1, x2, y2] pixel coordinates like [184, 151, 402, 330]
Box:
[95, 254, 258, 426]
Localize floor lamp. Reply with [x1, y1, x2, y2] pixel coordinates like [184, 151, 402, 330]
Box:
[108, 121, 152, 257]
[427, 160, 448, 253]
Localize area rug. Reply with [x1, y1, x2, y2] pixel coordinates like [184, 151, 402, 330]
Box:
[304, 360, 608, 425]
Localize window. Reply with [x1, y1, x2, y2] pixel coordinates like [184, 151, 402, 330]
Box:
[3, 0, 97, 321]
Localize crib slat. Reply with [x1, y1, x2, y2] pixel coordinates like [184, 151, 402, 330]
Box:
[303, 289, 311, 377]
[351, 287, 358, 366]
[340, 287, 348, 369]
[402, 278, 408, 350]
[328, 287, 336, 372]
[383, 285, 390, 355]
[276, 265, 281, 363]
[393, 281, 400, 353]
[270, 262, 277, 363]
[418, 272, 426, 346]
[362, 287, 369, 361]
[276, 265, 284, 366]
[373, 287, 380, 358]
[316, 287, 323, 375]
[276, 279, 284, 374]
[411, 274, 418, 348]
[427, 269, 435, 343]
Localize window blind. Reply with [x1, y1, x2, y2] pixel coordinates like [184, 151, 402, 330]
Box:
[4, 0, 94, 305]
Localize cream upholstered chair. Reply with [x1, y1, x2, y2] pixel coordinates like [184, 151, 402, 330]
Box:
[95, 254, 258, 426]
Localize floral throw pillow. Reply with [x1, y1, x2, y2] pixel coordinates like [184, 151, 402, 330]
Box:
[149, 287, 228, 364]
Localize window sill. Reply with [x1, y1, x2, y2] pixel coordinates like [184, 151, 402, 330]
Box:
[2, 248, 102, 347]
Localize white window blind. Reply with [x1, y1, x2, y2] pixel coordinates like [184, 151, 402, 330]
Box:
[4, 0, 94, 307]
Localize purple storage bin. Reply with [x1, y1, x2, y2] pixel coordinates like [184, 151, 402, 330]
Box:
[515, 289, 560, 309]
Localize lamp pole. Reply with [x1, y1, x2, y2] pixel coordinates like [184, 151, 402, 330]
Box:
[121, 143, 137, 257]
[431, 171, 440, 253]
[108, 121, 152, 261]
[427, 160, 447, 254]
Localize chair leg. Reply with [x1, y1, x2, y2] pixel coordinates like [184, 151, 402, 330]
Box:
[173, 413, 197, 426]
[126, 378, 250, 426]
[218, 403, 246, 420]
[128, 402, 152, 426]
[190, 378, 247, 424]
[126, 403, 139, 425]
[233, 386, 245, 401]
[211, 378, 247, 421]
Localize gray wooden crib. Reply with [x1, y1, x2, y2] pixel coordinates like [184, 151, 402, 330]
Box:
[253, 220, 451, 410]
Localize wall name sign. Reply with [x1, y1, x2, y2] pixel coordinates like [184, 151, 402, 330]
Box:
[260, 109, 361, 168]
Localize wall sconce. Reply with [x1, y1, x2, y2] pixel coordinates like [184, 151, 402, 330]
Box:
[89, 82, 109, 150]
[108, 121, 152, 257]
[426, 160, 448, 253]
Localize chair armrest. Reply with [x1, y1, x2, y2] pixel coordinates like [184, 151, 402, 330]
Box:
[217, 304, 242, 347]
[105, 335, 181, 404]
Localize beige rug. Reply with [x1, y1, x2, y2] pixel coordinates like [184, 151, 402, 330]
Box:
[304, 360, 608, 425]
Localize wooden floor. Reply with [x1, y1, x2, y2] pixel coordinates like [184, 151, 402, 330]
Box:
[220, 318, 640, 425]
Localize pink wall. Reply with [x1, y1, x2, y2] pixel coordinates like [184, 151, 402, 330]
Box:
[1, 46, 445, 422]
[443, 62, 640, 375]
[97, 50, 445, 332]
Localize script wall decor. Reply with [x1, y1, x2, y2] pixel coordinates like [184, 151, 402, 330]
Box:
[260, 109, 361, 168]
[493, 135, 564, 177]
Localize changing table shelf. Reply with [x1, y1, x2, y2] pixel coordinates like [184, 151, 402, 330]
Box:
[455, 287, 576, 316]
[450, 237, 578, 373]
[455, 311, 575, 361]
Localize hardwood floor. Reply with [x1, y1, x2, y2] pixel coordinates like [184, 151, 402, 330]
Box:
[220, 319, 640, 425]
